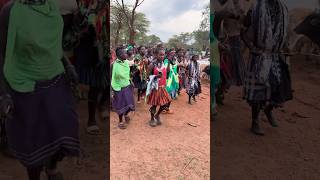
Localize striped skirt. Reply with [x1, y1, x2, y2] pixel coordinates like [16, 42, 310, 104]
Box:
[112, 85, 135, 115]
[6, 74, 80, 168]
[147, 87, 171, 106]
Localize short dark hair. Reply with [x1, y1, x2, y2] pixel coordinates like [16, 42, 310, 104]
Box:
[116, 47, 125, 57]
[154, 47, 164, 55]
[191, 54, 199, 60]
[138, 45, 145, 52]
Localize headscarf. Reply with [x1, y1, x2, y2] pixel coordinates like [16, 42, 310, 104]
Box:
[126, 45, 133, 51]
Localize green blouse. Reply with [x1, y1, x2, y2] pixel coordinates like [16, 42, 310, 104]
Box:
[111, 59, 130, 91]
[4, 0, 64, 92]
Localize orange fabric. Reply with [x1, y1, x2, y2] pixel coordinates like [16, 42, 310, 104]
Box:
[147, 87, 171, 106]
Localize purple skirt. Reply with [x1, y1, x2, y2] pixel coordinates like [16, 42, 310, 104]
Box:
[6, 74, 80, 168]
[112, 85, 135, 115]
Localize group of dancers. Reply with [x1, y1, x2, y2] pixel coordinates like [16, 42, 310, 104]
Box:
[0, 0, 109, 179]
[212, 0, 293, 136]
[110, 44, 203, 129]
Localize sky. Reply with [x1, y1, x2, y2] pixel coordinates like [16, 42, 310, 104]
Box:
[135, 0, 209, 42]
[120, 0, 318, 43]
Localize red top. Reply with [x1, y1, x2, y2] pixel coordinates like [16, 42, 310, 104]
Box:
[153, 63, 167, 87]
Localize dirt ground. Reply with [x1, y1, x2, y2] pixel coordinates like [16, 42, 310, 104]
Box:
[0, 102, 108, 180]
[0, 82, 210, 180]
[213, 56, 320, 180]
[110, 83, 211, 179]
[1, 55, 320, 180]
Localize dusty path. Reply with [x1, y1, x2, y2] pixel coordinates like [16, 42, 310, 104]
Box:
[110, 82, 211, 179]
[213, 56, 320, 180]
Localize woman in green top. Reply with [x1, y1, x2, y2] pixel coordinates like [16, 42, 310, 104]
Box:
[111, 47, 135, 129]
[166, 50, 179, 100]
[0, 0, 79, 179]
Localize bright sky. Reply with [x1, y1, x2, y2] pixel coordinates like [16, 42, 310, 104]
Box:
[136, 0, 209, 42]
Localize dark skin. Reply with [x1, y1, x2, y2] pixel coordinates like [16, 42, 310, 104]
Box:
[147, 49, 170, 126]
[118, 49, 128, 61]
[188, 55, 200, 104]
[0, 1, 73, 179]
[148, 50, 165, 78]
[115, 48, 130, 127]
[127, 49, 133, 57]
[139, 46, 146, 56]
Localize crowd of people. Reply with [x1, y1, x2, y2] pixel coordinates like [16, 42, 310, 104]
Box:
[0, 0, 108, 179]
[110, 44, 204, 129]
[212, 0, 293, 136]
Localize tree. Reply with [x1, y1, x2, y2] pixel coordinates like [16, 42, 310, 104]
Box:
[136, 34, 162, 46]
[114, 0, 145, 45]
[166, 33, 193, 49]
[192, 30, 209, 51]
[132, 12, 150, 41]
[110, 5, 127, 46]
[199, 4, 210, 31]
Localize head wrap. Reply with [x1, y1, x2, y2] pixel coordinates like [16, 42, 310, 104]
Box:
[126, 45, 133, 51]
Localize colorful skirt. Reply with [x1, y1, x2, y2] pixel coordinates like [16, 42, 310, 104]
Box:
[112, 85, 135, 115]
[6, 74, 80, 168]
[147, 87, 171, 106]
[179, 73, 187, 89]
[187, 79, 202, 96]
[244, 56, 293, 106]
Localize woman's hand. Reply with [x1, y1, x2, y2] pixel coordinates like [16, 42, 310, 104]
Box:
[0, 94, 13, 119]
[62, 56, 79, 85]
[65, 65, 79, 85]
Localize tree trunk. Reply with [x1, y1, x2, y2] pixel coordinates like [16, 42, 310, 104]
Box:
[114, 22, 122, 46]
[128, 11, 135, 45]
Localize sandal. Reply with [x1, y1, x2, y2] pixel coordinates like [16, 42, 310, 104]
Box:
[125, 116, 131, 124]
[118, 122, 126, 129]
[86, 125, 100, 135]
[149, 118, 157, 127]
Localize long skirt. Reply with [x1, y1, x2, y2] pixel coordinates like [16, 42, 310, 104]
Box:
[228, 36, 246, 86]
[179, 73, 187, 89]
[112, 85, 135, 115]
[244, 56, 293, 106]
[147, 87, 171, 106]
[6, 74, 80, 168]
[187, 79, 202, 96]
